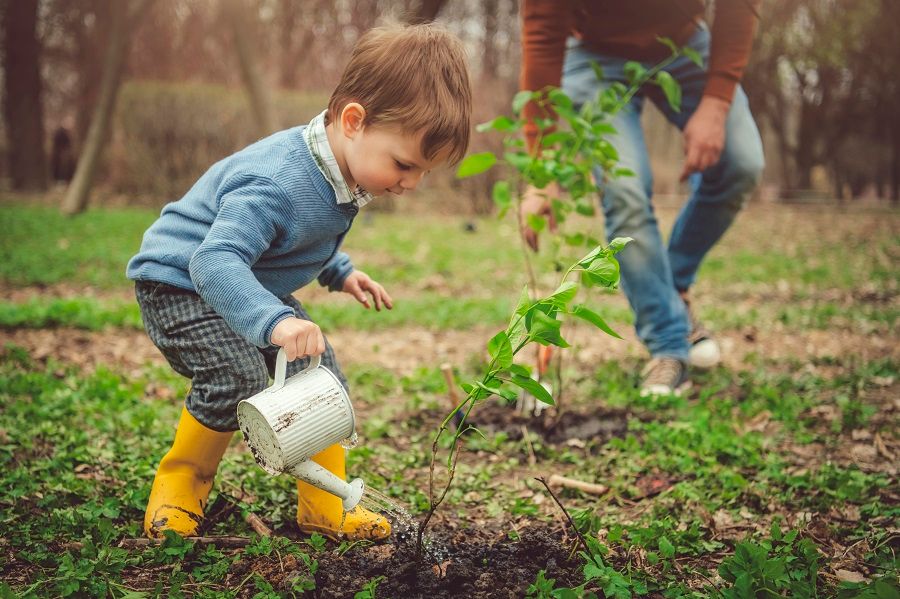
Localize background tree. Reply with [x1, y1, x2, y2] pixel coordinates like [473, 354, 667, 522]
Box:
[2, 0, 47, 191]
[61, 0, 153, 215]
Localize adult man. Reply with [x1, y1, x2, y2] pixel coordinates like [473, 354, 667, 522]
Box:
[520, 0, 764, 396]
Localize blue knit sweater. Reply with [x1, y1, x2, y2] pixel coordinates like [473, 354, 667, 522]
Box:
[126, 126, 357, 348]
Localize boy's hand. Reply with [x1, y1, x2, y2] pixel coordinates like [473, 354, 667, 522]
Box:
[342, 270, 393, 311]
[271, 317, 325, 361]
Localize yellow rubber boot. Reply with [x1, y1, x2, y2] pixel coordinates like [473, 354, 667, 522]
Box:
[296, 444, 391, 540]
[144, 407, 233, 538]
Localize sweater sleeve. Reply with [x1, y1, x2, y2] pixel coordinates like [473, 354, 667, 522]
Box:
[188, 177, 295, 348]
[520, 0, 574, 152]
[317, 250, 354, 291]
[704, 0, 761, 103]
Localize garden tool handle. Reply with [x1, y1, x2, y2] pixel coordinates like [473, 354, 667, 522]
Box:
[272, 348, 322, 392]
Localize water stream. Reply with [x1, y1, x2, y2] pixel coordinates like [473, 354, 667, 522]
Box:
[357, 486, 448, 562]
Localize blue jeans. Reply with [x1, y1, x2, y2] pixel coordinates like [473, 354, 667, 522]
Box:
[561, 26, 764, 362]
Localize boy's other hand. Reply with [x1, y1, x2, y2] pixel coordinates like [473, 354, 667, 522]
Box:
[271, 317, 326, 361]
[342, 270, 393, 311]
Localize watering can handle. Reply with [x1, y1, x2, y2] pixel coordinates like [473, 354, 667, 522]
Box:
[272, 348, 322, 392]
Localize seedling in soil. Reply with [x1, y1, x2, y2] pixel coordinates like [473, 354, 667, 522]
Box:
[417, 41, 695, 558]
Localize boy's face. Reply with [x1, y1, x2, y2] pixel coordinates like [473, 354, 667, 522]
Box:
[337, 105, 447, 196]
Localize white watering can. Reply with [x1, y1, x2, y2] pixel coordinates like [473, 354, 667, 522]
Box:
[237, 349, 364, 511]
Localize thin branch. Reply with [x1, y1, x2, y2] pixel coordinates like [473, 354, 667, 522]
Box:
[535, 476, 601, 567]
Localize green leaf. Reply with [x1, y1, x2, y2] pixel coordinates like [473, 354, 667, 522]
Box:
[546, 281, 577, 307]
[569, 305, 622, 339]
[513, 285, 533, 316]
[508, 363, 532, 377]
[476, 115, 519, 133]
[624, 61, 647, 85]
[540, 131, 571, 147]
[504, 151, 532, 173]
[612, 167, 636, 178]
[527, 310, 569, 348]
[476, 381, 517, 402]
[492, 180, 511, 215]
[456, 152, 497, 178]
[655, 71, 681, 113]
[487, 331, 514, 368]
[656, 36, 679, 55]
[683, 46, 703, 68]
[564, 233, 585, 246]
[512, 90, 535, 115]
[607, 237, 632, 253]
[771, 521, 782, 542]
[575, 200, 595, 216]
[547, 88, 573, 111]
[585, 256, 620, 287]
[510, 374, 555, 405]
[659, 536, 676, 558]
[526, 214, 546, 234]
[592, 121, 617, 135]
[589, 61, 605, 83]
[577, 245, 605, 267]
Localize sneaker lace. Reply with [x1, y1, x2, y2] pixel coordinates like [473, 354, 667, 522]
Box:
[643, 358, 683, 387]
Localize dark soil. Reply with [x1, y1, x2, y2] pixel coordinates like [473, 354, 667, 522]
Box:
[471, 402, 631, 446]
[305, 525, 581, 597]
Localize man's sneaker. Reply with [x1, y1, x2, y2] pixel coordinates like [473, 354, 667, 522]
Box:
[685, 300, 721, 369]
[640, 357, 691, 397]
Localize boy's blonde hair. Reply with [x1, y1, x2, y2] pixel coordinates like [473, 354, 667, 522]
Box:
[327, 24, 472, 165]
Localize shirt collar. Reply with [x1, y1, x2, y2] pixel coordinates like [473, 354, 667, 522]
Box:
[303, 110, 374, 208]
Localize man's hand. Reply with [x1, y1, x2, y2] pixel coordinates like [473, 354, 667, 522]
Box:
[680, 96, 730, 182]
[519, 182, 559, 252]
[271, 317, 325, 361]
[342, 270, 393, 311]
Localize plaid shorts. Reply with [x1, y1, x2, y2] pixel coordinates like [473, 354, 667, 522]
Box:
[135, 281, 348, 432]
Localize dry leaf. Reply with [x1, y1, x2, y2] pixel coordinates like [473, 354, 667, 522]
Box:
[834, 569, 867, 583]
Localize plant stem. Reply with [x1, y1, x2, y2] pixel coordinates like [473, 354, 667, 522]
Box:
[535, 476, 602, 568]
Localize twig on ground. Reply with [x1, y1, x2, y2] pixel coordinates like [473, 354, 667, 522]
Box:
[244, 512, 273, 537]
[220, 485, 273, 537]
[547, 474, 609, 496]
[536, 476, 601, 567]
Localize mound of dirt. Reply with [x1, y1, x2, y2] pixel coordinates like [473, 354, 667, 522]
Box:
[309, 525, 583, 598]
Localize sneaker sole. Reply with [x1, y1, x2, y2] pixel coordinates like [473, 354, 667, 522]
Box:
[689, 338, 721, 370]
[640, 380, 693, 398]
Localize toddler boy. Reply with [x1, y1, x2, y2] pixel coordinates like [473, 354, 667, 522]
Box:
[127, 24, 472, 540]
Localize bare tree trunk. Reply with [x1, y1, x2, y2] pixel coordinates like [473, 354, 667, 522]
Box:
[2, 0, 47, 191]
[891, 118, 900, 203]
[61, 0, 152, 215]
[481, 0, 499, 80]
[225, 0, 276, 137]
[278, 0, 300, 88]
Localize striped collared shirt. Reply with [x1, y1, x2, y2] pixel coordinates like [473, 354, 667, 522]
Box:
[303, 110, 374, 208]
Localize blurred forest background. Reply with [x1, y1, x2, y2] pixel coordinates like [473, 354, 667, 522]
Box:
[1, 0, 898, 214]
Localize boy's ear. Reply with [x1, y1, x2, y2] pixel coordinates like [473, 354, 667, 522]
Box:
[340, 103, 366, 138]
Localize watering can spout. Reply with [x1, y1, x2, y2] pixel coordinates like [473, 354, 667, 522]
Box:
[289, 459, 364, 512]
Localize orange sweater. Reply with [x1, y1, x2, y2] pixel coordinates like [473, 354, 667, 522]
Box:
[521, 0, 760, 146]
